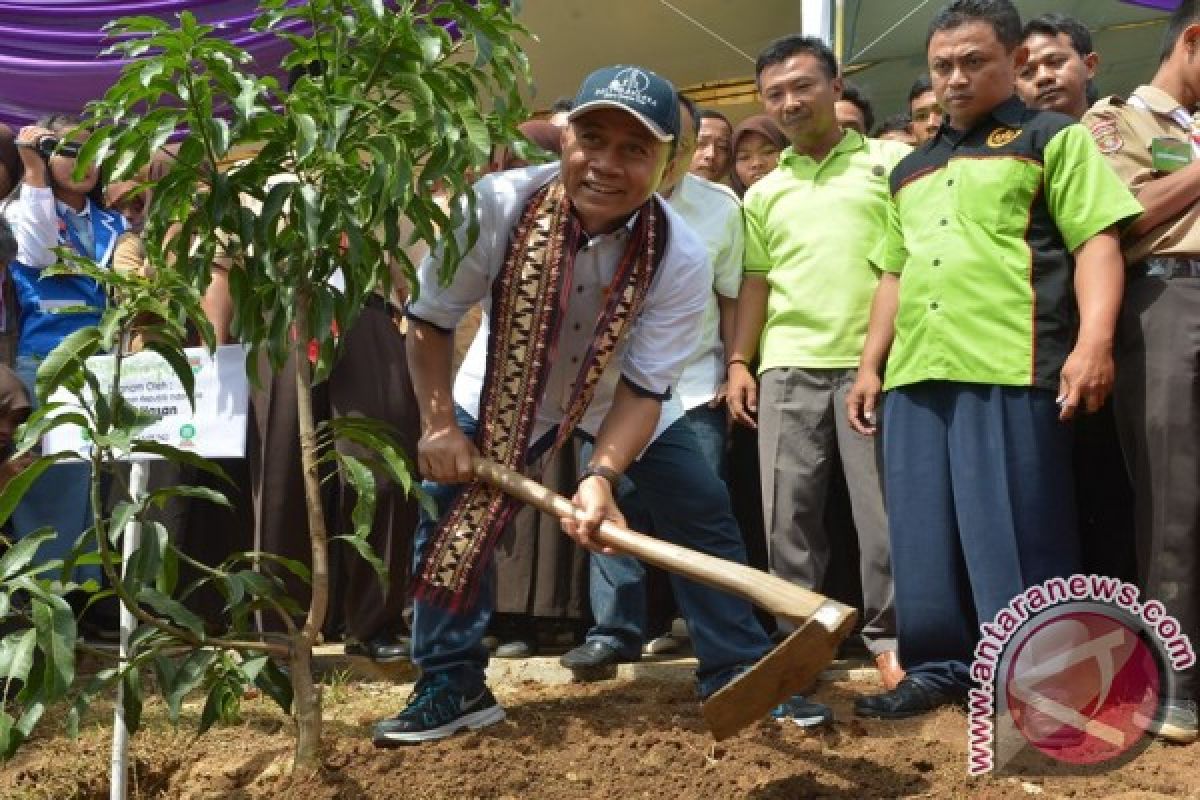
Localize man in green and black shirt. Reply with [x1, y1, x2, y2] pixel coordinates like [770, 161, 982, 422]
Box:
[846, 0, 1141, 719]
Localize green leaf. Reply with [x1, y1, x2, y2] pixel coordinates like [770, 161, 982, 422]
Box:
[298, 184, 321, 245]
[0, 528, 57, 581]
[122, 522, 167, 599]
[237, 654, 268, 684]
[417, 29, 444, 65]
[158, 541, 180, 596]
[35, 327, 102, 402]
[31, 596, 75, 699]
[0, 629, 37, 684]
[136, 586, 206, 638]
[66, 667, 118, 739]
[130, 441, 230, 482]
[121, 666, 144, 735]
[337, 453, 377, 542]
[199, 680, 235, 733]
[164, 649, 216, 721]
[333, 532, 388, 589]
[145, 485, 231, 510]
[139, 342, 197, 411]
[459, 108, 491, 158]
[294, 113, 318, 162]
[0, 710, 18, 758]
[15, 696, 46, 742]
[254, 657, 292, 714]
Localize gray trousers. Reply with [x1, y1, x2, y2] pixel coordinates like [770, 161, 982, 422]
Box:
[1113, 276, 1200, 699]
[758, 367, 896, 654]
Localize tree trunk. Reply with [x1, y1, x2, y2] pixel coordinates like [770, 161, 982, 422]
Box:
[291, 326, 330, 772]
[290, 630, 322, 771]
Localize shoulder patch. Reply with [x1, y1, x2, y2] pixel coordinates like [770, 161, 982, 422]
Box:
[987, 127, 1021, 148]
[1087, 116, 1123, 155]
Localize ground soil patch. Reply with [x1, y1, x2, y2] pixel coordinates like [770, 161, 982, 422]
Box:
[1, 678, 1197, 798]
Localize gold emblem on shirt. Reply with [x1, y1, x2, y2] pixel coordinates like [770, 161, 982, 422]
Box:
[987, 127, 1021, 148]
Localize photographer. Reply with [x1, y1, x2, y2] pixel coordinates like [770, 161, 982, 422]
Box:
[2, 113, 126, 594]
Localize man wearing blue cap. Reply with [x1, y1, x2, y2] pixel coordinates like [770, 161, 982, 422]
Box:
[373, 65, 831, 745]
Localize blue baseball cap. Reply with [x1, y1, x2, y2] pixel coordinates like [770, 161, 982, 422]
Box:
[568, 65, 680, 142]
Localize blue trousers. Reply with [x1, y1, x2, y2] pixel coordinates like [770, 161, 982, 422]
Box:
[12, 355, 98, 585]
[882, 382, 1079, 695]
[411, 407, 769, 697]
[585, 403, 728, 655]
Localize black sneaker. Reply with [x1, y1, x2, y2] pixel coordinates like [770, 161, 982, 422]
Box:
[372, 673, 505, 746]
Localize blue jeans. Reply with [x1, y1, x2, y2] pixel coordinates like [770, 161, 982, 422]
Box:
[411, 407, 768, 697]
[12, 355, 98, 585]
[586, 404, 729, 655]
[883, 382, 1079, 696]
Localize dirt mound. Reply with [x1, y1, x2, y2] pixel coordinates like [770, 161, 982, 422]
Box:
[1, 679, 1195, 799]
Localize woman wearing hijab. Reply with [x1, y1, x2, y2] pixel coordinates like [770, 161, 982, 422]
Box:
[729, 115, 788, 197]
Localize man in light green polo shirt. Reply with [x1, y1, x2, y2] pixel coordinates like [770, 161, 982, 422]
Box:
[846, 0, 1141, 720]
[727, 34, 909, 690]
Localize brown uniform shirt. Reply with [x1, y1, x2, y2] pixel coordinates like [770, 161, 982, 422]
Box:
[1083, 85, 1200, 264]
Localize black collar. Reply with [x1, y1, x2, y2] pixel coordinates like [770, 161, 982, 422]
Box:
[936, 95, 1028, 145]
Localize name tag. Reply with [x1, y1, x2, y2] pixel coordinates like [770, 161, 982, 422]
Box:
[1151, 137, 1192, 173]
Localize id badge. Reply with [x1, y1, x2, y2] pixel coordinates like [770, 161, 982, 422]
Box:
[1151, 137, 1192, 173]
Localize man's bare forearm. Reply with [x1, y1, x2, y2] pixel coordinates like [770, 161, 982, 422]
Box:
[588, 380, 661, 474]
[406, 318, 458, 433]
[1127, 159, 1200, 238]
[859, 272, 900, 376]
[1073, 229, 1123, 350]
[728, 275, 769, 364]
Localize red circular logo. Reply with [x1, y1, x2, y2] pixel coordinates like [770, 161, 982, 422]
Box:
[1005, 610, 1160, 765]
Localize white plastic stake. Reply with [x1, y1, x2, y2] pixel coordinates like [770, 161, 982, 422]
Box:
[110, 459, 148, 800]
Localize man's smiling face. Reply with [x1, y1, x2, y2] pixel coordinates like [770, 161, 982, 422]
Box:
[561, 108, 671, 235]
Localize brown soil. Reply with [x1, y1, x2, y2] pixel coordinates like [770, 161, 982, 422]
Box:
[1, 677, 1197, 799]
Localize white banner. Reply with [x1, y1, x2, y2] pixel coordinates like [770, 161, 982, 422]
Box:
[42, 344, 250, 460]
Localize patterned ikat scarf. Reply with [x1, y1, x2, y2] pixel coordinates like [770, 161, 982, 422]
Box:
[414, 178, 662, 611]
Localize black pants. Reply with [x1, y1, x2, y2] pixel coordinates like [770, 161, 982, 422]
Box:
[1114, 276, 1200, 699]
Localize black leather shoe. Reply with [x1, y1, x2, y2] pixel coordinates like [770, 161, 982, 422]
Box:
[345, 635, 411, 664]
[559, 641, 638, 670]
[854, 678, 961, 719]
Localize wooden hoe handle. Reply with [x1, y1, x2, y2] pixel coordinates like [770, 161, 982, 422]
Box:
[471, 458, 854, 628]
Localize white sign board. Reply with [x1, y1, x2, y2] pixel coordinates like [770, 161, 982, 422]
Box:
[43, 344, 250, 460]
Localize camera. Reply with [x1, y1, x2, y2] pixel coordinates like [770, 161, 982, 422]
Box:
[34, 136, 82, 160]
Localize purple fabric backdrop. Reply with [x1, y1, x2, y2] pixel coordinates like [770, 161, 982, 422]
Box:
[0, 1, 303, 128]
[1120, 0, 1183, 10]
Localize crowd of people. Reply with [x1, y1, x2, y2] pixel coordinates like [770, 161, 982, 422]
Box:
[0, 0, 1196, 754]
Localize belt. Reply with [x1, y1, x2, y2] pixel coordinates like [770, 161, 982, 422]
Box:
[1137, 256, 1200, 279]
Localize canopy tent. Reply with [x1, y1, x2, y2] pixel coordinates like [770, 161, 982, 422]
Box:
[0, 1, 1180, 130]
[517, 0, 1177, 127]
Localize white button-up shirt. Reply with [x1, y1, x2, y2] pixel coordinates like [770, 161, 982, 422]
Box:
[409, 163, 712, 447]
[664, 173, 743, 409]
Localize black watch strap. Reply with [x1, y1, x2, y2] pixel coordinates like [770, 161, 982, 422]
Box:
[579, 464, 621, 490]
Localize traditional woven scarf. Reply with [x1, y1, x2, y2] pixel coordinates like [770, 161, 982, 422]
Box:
[415, 178, 662, 611]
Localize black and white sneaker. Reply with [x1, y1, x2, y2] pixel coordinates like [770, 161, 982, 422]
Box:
[372, 673, 505, 746]
[771, 694, 834, 728]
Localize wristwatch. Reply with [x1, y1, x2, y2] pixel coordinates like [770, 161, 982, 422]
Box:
[578, 463, 621, 491]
